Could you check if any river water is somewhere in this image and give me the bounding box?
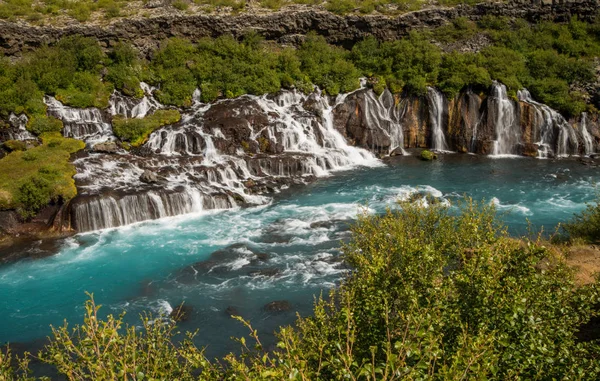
[0,155,597,357]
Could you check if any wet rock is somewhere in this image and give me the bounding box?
[225,306,240,316]
[263,300,292,313]
[170,303,193,322]
[389,147,405,157]
[140,170,160,183]
[248,267,281,277]
[250,252,270,265]
[92,141,119,154]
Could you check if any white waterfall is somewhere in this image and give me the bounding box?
[517,89,578,158]
[8,113,36,141]
[581,113,595,156]
[44,96,114,145]
[109,82,162,119]
[490,82,519,156]
[426,87,449,152]
[73,187,232,232]
[361,89,407,155]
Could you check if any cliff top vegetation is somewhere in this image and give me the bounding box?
[0,0,489,24]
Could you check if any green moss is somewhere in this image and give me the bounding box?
[0,132,84,215]
[420,149,437,161]
[112,109,181,147]
[3,140,28,152]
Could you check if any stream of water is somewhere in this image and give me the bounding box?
[0,155,598,357]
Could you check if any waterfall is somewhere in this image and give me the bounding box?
[581,113,595,156]
[73,187,234,232]
[7,113,36,141]
[517,89,578,158]
[489,82,519,156]
[45,96,113,145]
[109,82,162,119]
[426,87,449,152]
[72,87,380,232]
[360,89,407,155]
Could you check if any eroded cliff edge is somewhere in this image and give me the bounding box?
[1,0,599,56]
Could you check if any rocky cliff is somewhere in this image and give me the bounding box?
[1,0,599,56]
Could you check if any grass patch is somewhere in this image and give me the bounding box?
[0,133,84,217]
[112,109,181,147]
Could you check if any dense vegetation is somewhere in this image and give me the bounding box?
[0,0,490,23]
[1,200,599,379]
[1,16,598,124]
[0,133,84,218]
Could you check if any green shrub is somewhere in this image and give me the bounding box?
[112,109,181,147]
[16,175,52,219]
[563,194,600,243]
[27,115,63,135]
[172,0,189,10]
[0,133,84,212]
[2,140,28,152]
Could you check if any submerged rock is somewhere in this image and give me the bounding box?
[170,303,193,322]
[263,300,292,313]
[248,267,281,277]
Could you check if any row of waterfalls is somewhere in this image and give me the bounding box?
[2,81,598,232]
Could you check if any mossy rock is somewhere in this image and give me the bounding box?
[420,150,437,161]
[3,140,28,152]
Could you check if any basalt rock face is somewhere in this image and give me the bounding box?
[0,1,598,56]
[1,82,599,237]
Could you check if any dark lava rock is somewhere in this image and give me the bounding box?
[263,300,292,313]
[225,306,240,316]
[248,267,281,277]
[170,303,193,322]
[140,170,160,183]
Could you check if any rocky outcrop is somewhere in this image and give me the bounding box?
[0,1,598,56]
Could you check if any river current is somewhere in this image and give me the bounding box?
[0,155,597,357]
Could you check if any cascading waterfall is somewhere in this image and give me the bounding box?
[45,96,113,145]
[70,87,379,232]
[73,187,234,232]
[581,113,595,156]
[517,89,579,158]
[489,82,519,156]
[426,87,449,152]
[109,83,162,119]
[7,113,36,140]
[361,89,407,155]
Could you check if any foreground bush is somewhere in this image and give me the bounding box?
[1,200,599,379]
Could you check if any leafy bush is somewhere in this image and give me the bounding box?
[112,109,181,147]
[26,115,63,135]
[563,194,600,243]
[0,133,84,212]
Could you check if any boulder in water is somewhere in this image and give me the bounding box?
[92,141,119,154]
[225,306,240,317]
[263,300,292,313]
[389,147,405,157]
[170,303,193,322]
[140,170,160,183]
[420,150,437,161]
